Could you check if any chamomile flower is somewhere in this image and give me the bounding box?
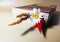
[29,8,44,23]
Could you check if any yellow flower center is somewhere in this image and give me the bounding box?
[33,13,39,19]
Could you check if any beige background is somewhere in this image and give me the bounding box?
[0,0,60,42]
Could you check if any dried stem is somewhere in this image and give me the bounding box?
[16,13,30,18]
[9,13,30,26]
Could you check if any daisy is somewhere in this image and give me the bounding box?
[29,8,44,23]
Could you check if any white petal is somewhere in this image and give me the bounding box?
[33,18,41,23]
[40,13,44,16]
[32,19,36,23]
[33,8,38,14]
[37,18,41,22]
[30,16,33,21]
[29,11,34,16]
[38,9,41,14]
